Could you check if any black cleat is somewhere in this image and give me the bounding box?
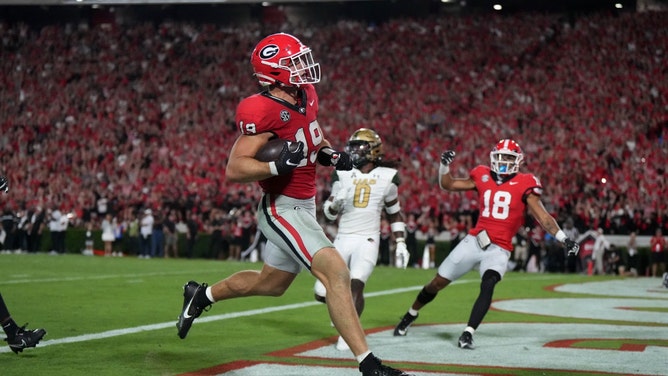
[393,312,417,336]
[176,280,210,339]
[458,331,474,349]
[4,324,46,354]
[360,353,415,376]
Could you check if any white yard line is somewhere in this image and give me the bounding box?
[0,275,560,353]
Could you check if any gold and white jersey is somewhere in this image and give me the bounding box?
[330,166,400,237]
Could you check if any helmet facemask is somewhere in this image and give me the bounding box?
[345,128,383,169]
[345,141,372,168]
[490,150,523,175]
[279,49,320,86]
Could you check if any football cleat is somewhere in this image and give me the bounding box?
[393,312,418,336]
[176,281,210,339]
[4,324,46,354]
[458,331,474,349]
[335,335,350,351]
[360,353,415,376]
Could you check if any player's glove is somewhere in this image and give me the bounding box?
[0,175,8,193]
[274,141,305,175]
[395,238,409,269]
[330,186,350,212]
[317,147,353,171]
[440,150,456,175]
[564,238,580,256]
[441,150,456,166]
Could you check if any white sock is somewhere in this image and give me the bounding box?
[408,308,419,316]
[465,326,475,334]
[356,350,372,363]
[205,286,216,304]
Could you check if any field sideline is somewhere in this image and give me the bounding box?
[1,254,666,376]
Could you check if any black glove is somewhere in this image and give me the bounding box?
[441,150,456,166]
[564,238,580,256]
[0,175,8,193]
[275,141,305,175]
[317,147,353,171]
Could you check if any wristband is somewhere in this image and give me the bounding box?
[555,230,567,243]
[439,163,450,176]
[268,161,279,176]
[391,221,406,233]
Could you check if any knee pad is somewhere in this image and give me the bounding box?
[417,287,437,305]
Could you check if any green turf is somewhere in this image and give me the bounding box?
[0,254,635,375]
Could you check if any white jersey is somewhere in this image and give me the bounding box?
[331,166,400,236]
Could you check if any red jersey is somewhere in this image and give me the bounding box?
[235,84,323,199]
[650,235,666,253]
[468,165,543,251]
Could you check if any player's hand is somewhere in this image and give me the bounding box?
[317,147,353,171]
[395,238,409,269]
[275,141,305,175]
[330,186,350,212]
[564,238,580,256]
[0,175,8,193]
[441,150,456,166]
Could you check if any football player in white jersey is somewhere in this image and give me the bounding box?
[315,128,409,351]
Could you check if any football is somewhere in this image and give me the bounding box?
[255,138,296,162]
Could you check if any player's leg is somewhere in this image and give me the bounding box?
[1,292,46,354]
[331,237,378,351]
[394,235,479,336]
[177,241,298,339]
[458,246,510,349]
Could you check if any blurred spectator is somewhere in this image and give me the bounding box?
[101,213,115,257]
[592,227,611,275]
[164,211,178,258]
[139,209,154,258]
[650,228,667,277]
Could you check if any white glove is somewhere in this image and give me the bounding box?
[395,238,409,269]
[330,186,350,212]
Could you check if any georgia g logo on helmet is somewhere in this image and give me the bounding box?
[259,44,280,60]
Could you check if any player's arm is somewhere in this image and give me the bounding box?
[316,138,353,170]
[226,133,278,183]
[437,151,475,191]
[527,193,580,255]
[323,179,346,221]
[384,180,410,269]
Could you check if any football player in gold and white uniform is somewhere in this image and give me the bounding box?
[315,128,409,351]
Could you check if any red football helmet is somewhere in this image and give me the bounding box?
[490,139,524,175]
[250,33,320,87]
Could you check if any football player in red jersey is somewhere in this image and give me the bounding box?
[176,33,413,376]
[394,139,579,350]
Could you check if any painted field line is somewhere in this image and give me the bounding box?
[0,274,559,353]
[0,269,225,285]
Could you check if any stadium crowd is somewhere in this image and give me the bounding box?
[0,9,666,258]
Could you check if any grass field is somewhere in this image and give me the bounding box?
[1,253,665,376]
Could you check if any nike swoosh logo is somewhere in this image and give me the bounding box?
[182,297,195,319]
[509,182,518,185]
[309,100,315,106]
[286,160,299,167]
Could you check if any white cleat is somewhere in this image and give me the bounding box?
[335,336,350,351]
